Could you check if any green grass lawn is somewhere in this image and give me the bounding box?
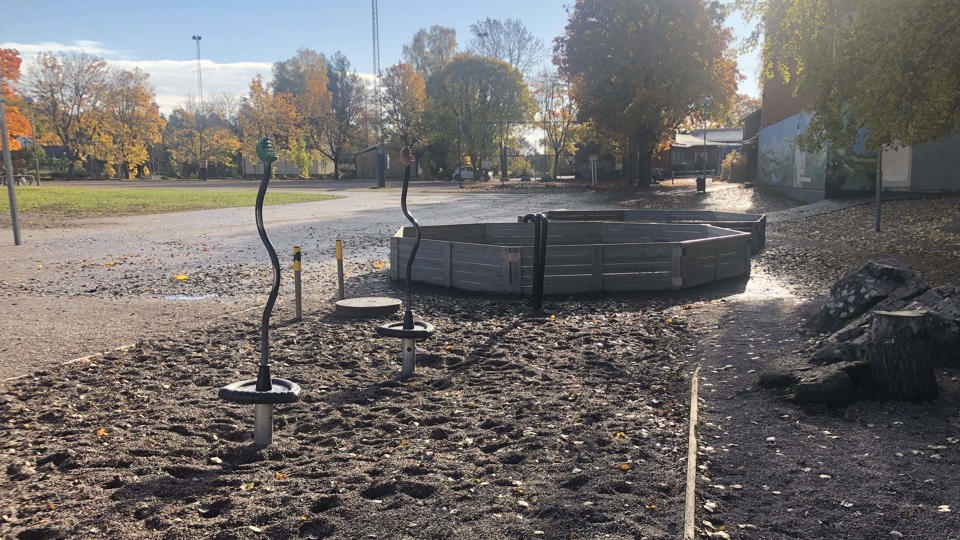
[0,186,340,217]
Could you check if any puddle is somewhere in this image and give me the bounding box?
[164,294,219,301]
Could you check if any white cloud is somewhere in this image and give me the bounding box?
[111,59,272,114]
[2,40,271,114]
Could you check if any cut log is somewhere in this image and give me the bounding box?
[867,309,937,401]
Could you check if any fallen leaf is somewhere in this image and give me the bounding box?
[619,463,631,471]
[275,472,288,481]
[938,505,952,513]
[175,274,188,281]
[241,482,256,491]
[96,427,109,438]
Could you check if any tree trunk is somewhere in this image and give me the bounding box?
[552,153,560,179]
[867,309,937,401]
[333,152,340,180]
[636,133,652,188]
[625,134,639,188]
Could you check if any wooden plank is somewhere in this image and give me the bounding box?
[602,272,674,291]
[390,236,399,280]
[443,242,453,287]
[672,245,684,288]
[508,247,522,294]
[602,260,674,273]
[543,274,593,294]
[592,245,603,292]
[602,244,673,264]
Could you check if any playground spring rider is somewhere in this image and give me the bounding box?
[219,137,301,447]
[376,146,435,378]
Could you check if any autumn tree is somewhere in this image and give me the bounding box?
[556,0,737,187]
[1,49,32,152]
[238,75,299,164]
[402,26,458,79]
[381,63,426,148]
[27,52,110,175]
[469,18,546,76]
[99,68,164,178]
[162,99,241,178]
[532,70,582,178]
[271,49,332,160]
[426,55,535,174]
[717,93,761,128]
[739,0,960,151]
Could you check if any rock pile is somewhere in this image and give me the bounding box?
[759,259,960,405]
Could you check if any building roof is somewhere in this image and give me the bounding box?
[672,128,744,148]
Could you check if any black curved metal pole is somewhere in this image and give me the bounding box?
[537,214,548,311]
[400,159,420,330]
[255,160,279,391]
[522,214,548,311]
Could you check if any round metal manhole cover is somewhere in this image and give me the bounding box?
[334,297,402,318]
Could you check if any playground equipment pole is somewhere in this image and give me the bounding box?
[0,73,21,246]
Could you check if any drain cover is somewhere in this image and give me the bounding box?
[334,296,402,318]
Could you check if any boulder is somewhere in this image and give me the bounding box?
[786,360,872,405]
[807,259,928,333]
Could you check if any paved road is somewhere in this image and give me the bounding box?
[0,181,626,380]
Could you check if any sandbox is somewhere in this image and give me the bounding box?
[527,209,766,252]
[390,221,751,295]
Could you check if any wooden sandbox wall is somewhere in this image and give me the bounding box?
[528,209,767,253]
[390,222,751,295]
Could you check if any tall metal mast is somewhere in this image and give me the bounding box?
[372,0,386,187]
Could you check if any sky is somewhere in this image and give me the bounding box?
[2,0,761,114]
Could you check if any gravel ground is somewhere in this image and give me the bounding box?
[2,177,960,539]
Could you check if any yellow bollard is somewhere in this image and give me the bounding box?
[335,239,345,300]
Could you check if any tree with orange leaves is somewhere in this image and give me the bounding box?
[1,49,32,151]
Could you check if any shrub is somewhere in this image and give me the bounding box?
[720,150,748,181]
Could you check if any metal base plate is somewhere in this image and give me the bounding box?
[376,320,435,340]
[334,296,402,318]
[219,378,301,404]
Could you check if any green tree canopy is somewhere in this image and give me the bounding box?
[426,54,535,173]
[740,0,960,151]
[556,0,738,186]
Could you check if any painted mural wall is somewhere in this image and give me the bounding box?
[758,112,876,197]
[758,113,826,193]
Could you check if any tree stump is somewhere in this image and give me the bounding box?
[867,309,937,401]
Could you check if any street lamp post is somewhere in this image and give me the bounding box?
[696,97,713,193]
[25,97,40,185]
[191,34,206,180]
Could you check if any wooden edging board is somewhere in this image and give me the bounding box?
[683,365,702,540]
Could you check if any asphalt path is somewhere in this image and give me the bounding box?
[0,179,624,380]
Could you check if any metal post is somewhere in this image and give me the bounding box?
[293,246,302,321]
[26,97,40,185]
[335,239,345,300]
[192,34,206,181]
[253,404,273,447]
[457,122,463,188]
[376,150,386,188]
[400,338,416,379]
[0,75,22,245]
